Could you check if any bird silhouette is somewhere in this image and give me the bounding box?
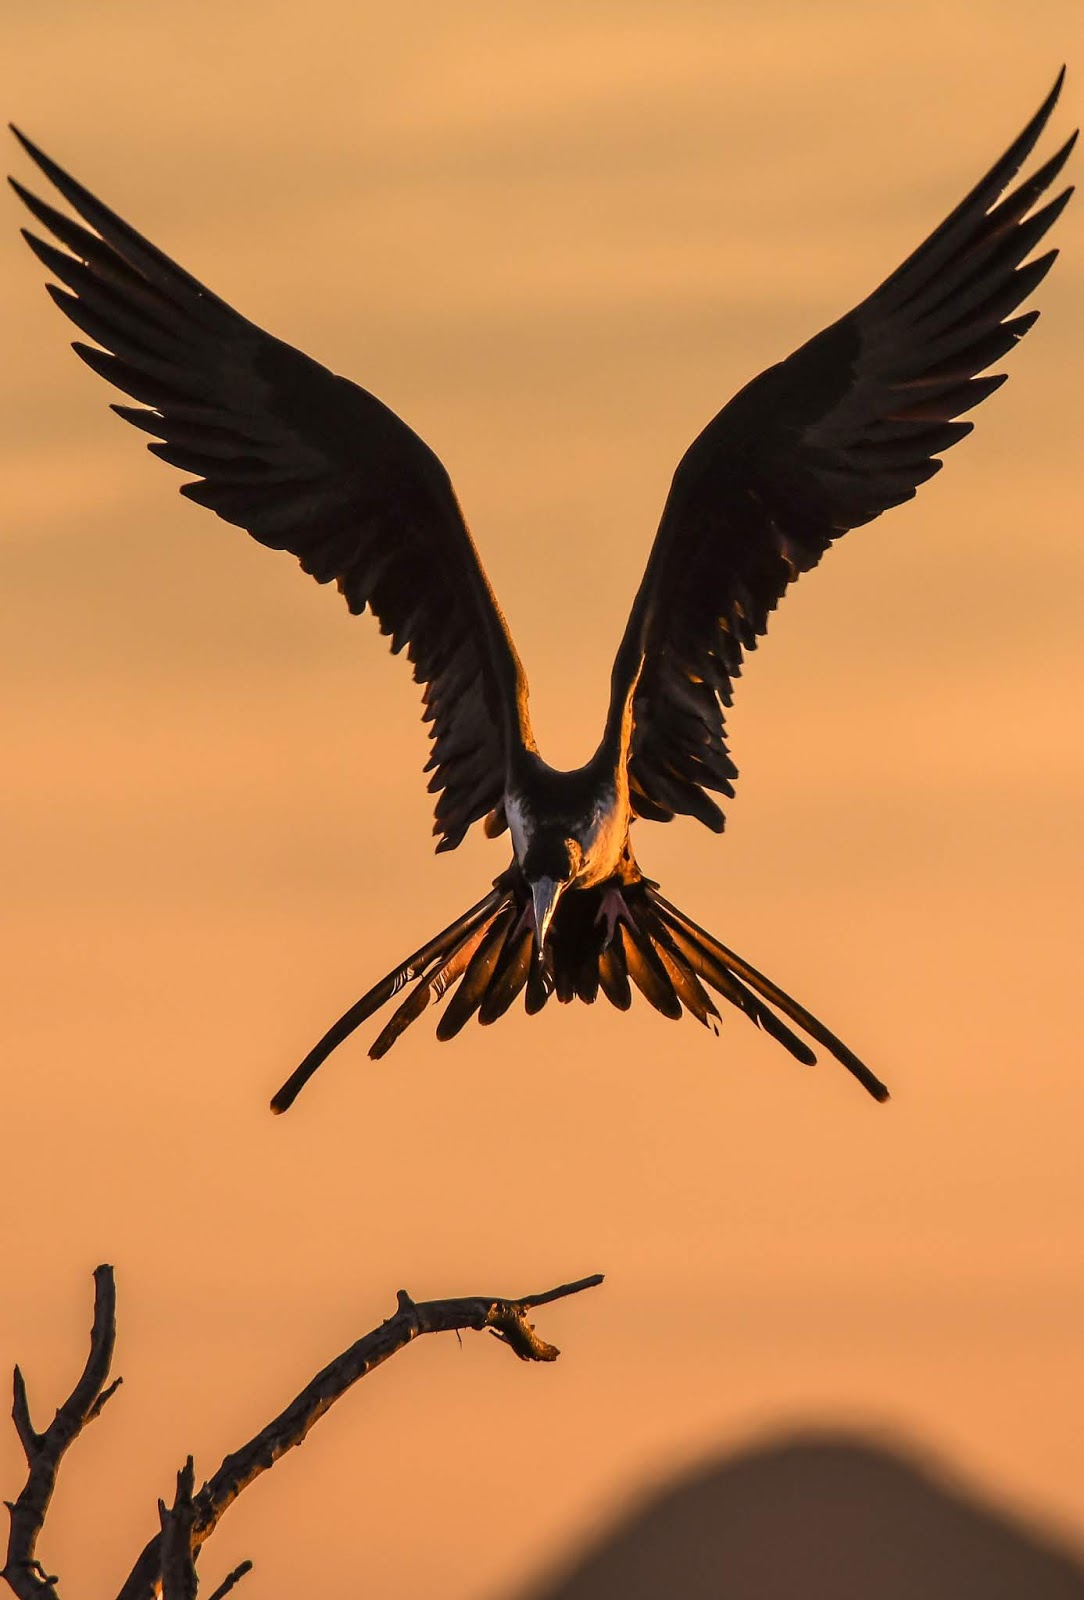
[9,73,1073,1112]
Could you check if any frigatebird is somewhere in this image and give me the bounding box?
[9,74,1074,1112]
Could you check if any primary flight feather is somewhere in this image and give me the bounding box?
[9,71,1074,1111]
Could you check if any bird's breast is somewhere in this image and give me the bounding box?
[576,787,629,887]
[505,772,630,886]
[506,790,533,864]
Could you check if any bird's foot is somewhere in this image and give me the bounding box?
[595,884,633,950]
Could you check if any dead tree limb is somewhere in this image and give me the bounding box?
[2,1264,121,1600]
[158,1460,199,1600]
[3,1265,603,1599]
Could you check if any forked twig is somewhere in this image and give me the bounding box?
[2,1265,120,1600]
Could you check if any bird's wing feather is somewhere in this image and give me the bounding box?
[612,72,1074,832]
[9,128,531,852]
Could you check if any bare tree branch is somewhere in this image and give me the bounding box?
[158,1460,198,1600]
[202,1563,252,1600]
[87,1379,124,1424]
[2,1266,603,1600]
[2,1264,119,1600]
[157,1461,253,1600]
[119,1271,603,1599]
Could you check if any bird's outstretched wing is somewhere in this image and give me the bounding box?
[9,129,531,852]
[613,72,1075,832]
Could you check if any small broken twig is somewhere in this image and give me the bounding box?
[202,1563,252,1600]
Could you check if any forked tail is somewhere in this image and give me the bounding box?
[270,875,889,1112]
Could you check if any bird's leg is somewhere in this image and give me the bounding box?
[595,882,634,950]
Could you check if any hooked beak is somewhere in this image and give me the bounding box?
[530,876,564,951]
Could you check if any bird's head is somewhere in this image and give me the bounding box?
[522,833,583,951]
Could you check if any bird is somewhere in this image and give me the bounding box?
[9,73,1073,1114]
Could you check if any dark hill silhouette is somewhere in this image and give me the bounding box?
[516,1432,1084,1600]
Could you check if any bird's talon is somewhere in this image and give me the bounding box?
[595,886,632,950]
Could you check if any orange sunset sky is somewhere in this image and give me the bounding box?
[2,4,1083,1595]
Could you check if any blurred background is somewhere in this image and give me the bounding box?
[2,3,1082,1594]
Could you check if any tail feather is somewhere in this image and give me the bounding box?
[436,905,515,1040]
[479,922,533,1024]
[270,870,889,1110]
[618,921,682,1020]
[649,932,722,1033]
[369,912,500,1059]
[554,963,577,1004]
[524,960,552,1015]
[636,901,722,1026]
[647,913,756,1018]
[598,940,632,1010]
[269,887,501,1112]
[650,889,889,1101]
[654,911,816,1064]
[578,928,604,998]
[574,946,600,1005]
